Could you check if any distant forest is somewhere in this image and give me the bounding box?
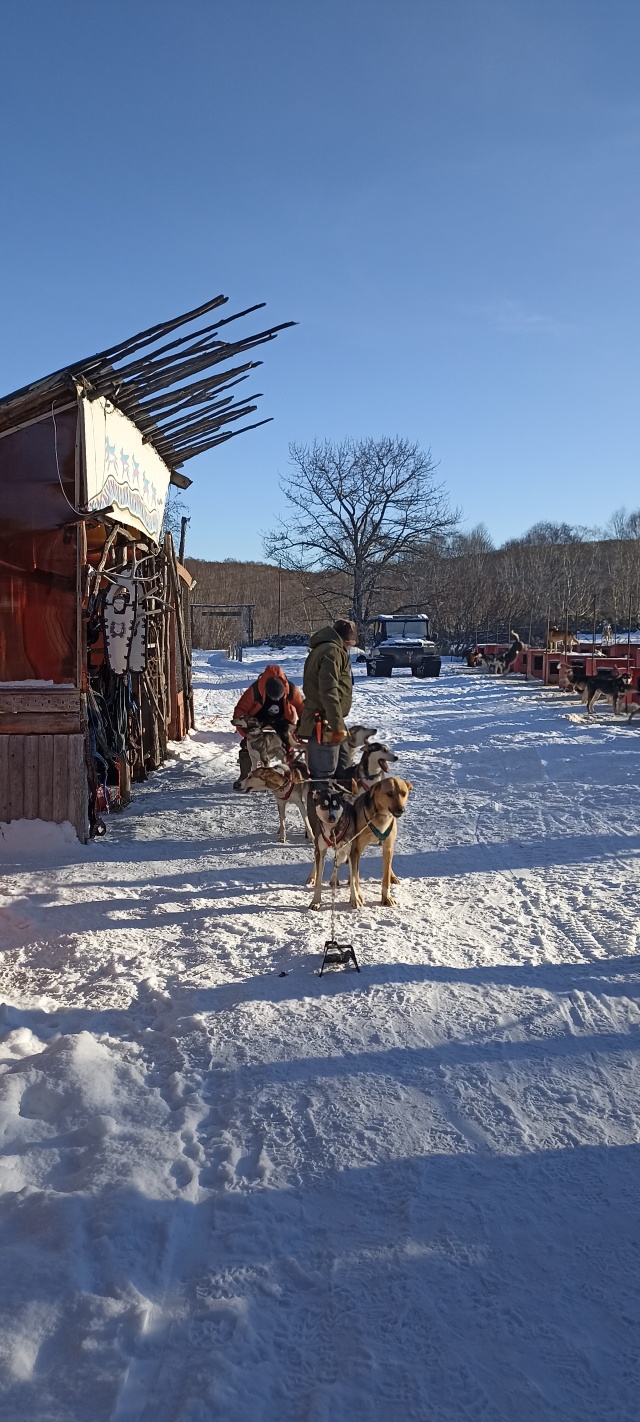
[185,511,640,651]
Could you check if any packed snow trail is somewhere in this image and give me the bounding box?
[1,652,640,1421]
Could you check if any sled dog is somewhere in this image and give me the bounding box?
[503,630,525,674]
[353,741,399,789]
[235,716,290,770]
[307,786,356,909]
[349,777,413,908]
[307,776,413,910]
[570,670,631,715]
[346,724,378,749]
[244,764,312,844]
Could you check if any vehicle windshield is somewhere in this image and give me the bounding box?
[382,619,428,639]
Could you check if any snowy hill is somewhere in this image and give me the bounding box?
[1,653,639,1420]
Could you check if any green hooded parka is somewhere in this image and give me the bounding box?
[298,626,353,739]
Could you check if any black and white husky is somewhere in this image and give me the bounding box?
[353,741,399,789]
[306,787,355,909]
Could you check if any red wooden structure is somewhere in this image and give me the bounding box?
[0,296,292,839]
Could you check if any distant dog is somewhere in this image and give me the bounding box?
[244,764,312,843]
[503,630,525,674]
[548,627,579,653]
[570,671,631,715]
[307,786,356,908]
[353,740,399,790]
[349,777,413,908]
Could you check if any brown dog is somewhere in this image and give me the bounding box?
[349,777,413,908]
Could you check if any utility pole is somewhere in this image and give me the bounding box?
[277,561,282,638]
[178,516,190,565]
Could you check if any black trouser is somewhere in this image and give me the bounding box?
[238,740,252,779]
[306,737,353,786]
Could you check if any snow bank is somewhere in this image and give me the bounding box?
[1,653,640,1419]
[0,818,79,855]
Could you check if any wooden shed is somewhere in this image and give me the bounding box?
[0,296,292,839]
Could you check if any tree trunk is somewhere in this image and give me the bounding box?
[351,559,365,643]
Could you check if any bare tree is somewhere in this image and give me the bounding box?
[264,437,458,637]
[161,486,189,542]
[606,507,640,542]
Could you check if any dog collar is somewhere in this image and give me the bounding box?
[363,810,394,843]
[320,815,350,848]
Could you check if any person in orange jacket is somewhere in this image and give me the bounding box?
[231,664,305,789]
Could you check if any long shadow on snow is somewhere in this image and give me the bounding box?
[9,824,639,882]
[3,962,639,1081]
[161,951,640,1016]
[0,1146,638,1422]
[393,829,640,878]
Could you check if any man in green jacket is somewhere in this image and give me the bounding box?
[299,619,357,783]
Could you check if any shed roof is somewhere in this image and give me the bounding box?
[0,295,294,486]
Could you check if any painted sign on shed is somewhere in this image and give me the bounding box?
[82,397,171,542]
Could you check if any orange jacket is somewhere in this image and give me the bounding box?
[232,664,304,735]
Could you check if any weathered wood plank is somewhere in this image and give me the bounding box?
[67,735,88,841]
[0,715,81,735]
[8,737,24,820]
[0,691,80,715]
[23,737,39,818]
[38,736,54,821]
[52,736,68,823]
[0,736,9,821]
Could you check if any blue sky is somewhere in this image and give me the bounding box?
[1,0,638,559]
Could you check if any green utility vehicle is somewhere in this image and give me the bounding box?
[365,614,441,678]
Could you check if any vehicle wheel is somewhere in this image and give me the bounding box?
[367,657,393,677]
[412,655,441,678]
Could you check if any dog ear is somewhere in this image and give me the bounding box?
[312,790,322,803]
[404,781,414,792]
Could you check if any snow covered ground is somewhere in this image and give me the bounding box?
[1,650,640,1421]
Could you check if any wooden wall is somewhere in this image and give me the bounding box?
[0,734,87,842]
[0,690,88,842]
